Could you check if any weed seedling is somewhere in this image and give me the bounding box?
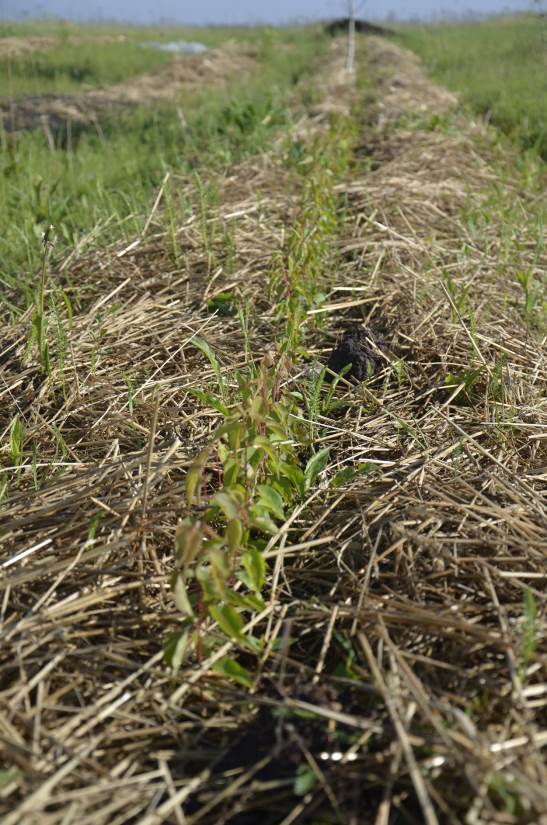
[519,588,538,682]
[516,268,543,328]
[32,224,56,375]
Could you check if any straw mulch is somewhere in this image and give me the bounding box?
[1,37,545,825]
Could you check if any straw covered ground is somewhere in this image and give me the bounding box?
[0,35,546,825]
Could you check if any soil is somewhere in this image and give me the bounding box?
[326,326,383,380]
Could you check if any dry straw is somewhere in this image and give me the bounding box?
[1,36,545,825]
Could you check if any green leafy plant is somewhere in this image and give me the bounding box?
[443,272,470,321]
[516,268,543,327]
[167,112,359,671]
[444,368,482,406]
[488,773,525,819]
[31,224,56,374]
[294,764,317,796]
[212,656,253,687]
[191,335,228,400]
[207,290,237,316]
[519,588,538,679]
[303,447,330,494]
[330,462,376,489]
[193,172,218,272]
[9,415,25,475]
[170,354,307,655]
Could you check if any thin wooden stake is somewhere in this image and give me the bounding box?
[346,0,356,72]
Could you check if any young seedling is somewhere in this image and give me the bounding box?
[32,223,56,375]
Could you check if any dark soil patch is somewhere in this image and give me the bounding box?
[326,326,383,381]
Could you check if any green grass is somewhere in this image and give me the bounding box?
[0,20,261,45]
[0,26,326,312]
[0,41,170,99]
[401,15,547,159]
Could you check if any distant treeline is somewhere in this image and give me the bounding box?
[324,18,396,37]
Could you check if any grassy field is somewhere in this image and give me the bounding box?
[0,40,170,99]
[401,14,547,158]
[0,19,258,44]
[0,19,546,825]
[0,22,268,98]
[0,25,325,310]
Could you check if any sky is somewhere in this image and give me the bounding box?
[1,0,539,24]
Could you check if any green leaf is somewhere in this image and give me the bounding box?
[41,340,51,375]
[209,604,244,640]
[192,335,225,396]
[175,519,203,568]
[0,769,21,789]
[271,476,296,505]
[521,588,538,669]
[266,423,289,442]
[241,592,266,612]
[186,462,202,505]
[242,546,266,593]
[257,484,285,520]
[86,512,103,545]
[222,457,240,487]
[294,764,317,796]
[207,291,237,316]
[279,461,304,491]
[52,424,68,458]
[250,514,279,536]
[196,566,217,603]
[214,413,240,435]
[214,418,243,452]
[9,415,24,465]
[213,657,253,687]
[240,633,262,654]
[208,547,230,595]
[330,466,357,487]
[212,491,239,521]
[226,518,243,554]
[61,288,73,328]
[303,447,330,492]
[330,462,376,488]
[228,589,256,610]
[186,388,229,416]
[246,446,263,475]
[253,435,277,460]
[172,575,195,617]
[32,312,43,341]
[164,630,189,674]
